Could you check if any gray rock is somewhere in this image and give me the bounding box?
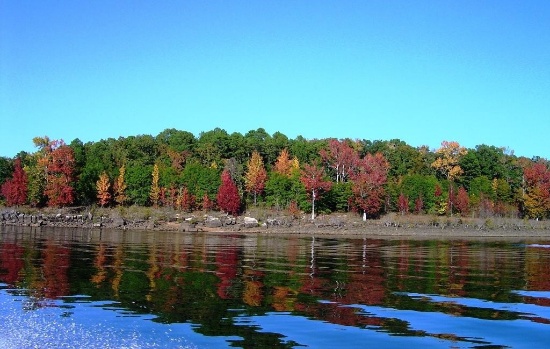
[206,217,222,228]
[243,217,258,228]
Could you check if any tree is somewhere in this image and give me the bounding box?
[216,170,241,215]
[523,162,550,219]
[300,162,332,220]
[414,196,424,214]
[96,171,111,207]
[319,139,359,183]
[201,192,214,212]
[454,186,470,216]
[244,150,267,205]
[0,158,28,206]
[43,141,76,207]
[350,153,389,220]
[398,193,409,215]
[431,141,467,215]
[273,148,296,177]
[150,164,160,207]
[178,187,195,212]
[113,165,127,206]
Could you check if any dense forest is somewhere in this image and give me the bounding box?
[1,127,549,220]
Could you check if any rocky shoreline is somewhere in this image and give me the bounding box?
[2,207,550,239]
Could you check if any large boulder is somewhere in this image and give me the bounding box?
[206,217,222,228]
[243,217,258,228]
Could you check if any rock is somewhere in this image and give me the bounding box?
[206,217,222,228]
[243,217,258,228]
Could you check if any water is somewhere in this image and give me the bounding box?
[1,225,550,348]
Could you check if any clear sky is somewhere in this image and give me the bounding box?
[1,1,549,159]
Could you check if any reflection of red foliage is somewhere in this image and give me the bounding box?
[216,245,238,299]
[0,243,25,284]
[42,242,70,298]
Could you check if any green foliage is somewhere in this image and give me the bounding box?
[180,161,221,200]
[264,172,307,210]
[399,174,441,213]
[126,164,153,206]
[323,182,353,212]
[9,128,539,216]
[156,128,196,153]
[0,157,14,186]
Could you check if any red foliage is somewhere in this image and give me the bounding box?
[454,187,470,216]
[201,193,214,211]
[398,193,409,215]
[300,163,333,200]
[319,139,359,183]
[180,187,195,212]
[44,144,75,207]
[434,184,443,197]
[300,162,333,219]
[350,153,389,218]
[216,170,241,215]
[1,158,28,206]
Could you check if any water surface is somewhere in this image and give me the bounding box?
[1,225,550,348]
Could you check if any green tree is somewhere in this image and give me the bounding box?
[126,164,153,206]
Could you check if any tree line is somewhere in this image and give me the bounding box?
[1,127,549,219]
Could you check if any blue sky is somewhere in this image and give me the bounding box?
[1,1,549,159]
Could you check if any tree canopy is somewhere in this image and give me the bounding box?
[0,128,548,220]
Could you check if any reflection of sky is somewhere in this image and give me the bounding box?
[234,293,550,349]
[0,285,238,349]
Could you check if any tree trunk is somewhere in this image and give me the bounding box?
[311,189,316,220]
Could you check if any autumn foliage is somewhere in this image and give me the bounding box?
[350,153,389,220]
[2,131,550,221]
[523,162,550,219]
[42,142,76,207]
[300,162,332,219]
[216,170,241,215]
[244,150,267,205]
[96,171,111,207]
[1,158,27,206]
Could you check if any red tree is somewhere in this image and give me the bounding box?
[216,170,241,216]
[350,153,389,220]
[300,162,333,220]
[319,139,359,183]
[179,187,195,212]
[43,142,75,207]
[454,186,470,216]
[398,193,409,215]
[1,158,28,206]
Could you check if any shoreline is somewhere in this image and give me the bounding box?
[2,206,550,240]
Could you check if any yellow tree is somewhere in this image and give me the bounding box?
[149,164,160,207]
[245,150,267,205]
[274,148,300,177]
[96,171,111,207]
[431,141,467,215]
[113,165,127,206]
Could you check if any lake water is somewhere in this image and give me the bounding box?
[1,225,550,349]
